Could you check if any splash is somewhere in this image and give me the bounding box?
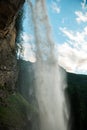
[27,0,69,130]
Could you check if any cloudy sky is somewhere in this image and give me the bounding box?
[22,0,87,74]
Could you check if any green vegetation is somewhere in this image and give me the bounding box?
[67,72,87,130]
[0,93,37,129]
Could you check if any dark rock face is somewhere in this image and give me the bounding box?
[67,72,87,130]
[0,0,25,38]
[17,60,36,103]
[0,32,18,96]
[0,0,25,101]
[17,60,40,130]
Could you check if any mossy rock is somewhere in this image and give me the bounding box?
[0,93,38,130]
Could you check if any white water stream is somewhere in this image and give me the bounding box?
[27,0,69,130]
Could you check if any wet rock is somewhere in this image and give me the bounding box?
[0,0,25,102]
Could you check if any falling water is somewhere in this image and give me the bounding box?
[27,0,69,130]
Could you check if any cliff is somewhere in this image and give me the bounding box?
[0,1,39,130]
[0,0,25,102]
[67,72,87,130]
[0,1,34,130]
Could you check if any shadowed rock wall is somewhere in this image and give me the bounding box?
[0,0,25,103]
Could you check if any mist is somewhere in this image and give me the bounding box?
[27,0,70,130]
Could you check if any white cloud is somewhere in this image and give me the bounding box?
[58,27,87,74]
[19,32,36,63]
[75,0,87,23]
[60,27,87,48]
[51,2,60,14]
[75,11,87,23]
[23,43,36,63]
[19,30,87,74]
[58,43,87,74]
[22,32,33,43]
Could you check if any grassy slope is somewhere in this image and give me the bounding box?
[0,93,37,129]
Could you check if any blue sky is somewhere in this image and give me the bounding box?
[22,0,87,74]
[23,0,83,42]
[46,0,82,43]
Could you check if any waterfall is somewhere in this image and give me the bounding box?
[27,0,69,130]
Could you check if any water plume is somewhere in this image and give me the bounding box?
[27,0,69,130]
